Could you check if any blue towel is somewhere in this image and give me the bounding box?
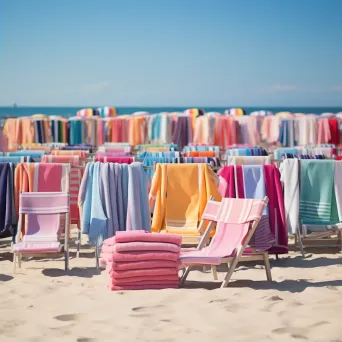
[126,162,151,232]
[242,165,268,215]
[89,162,107,246]
[0,156,30,163]
[121,164,129,230]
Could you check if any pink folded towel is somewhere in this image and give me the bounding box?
[108,260,180,271]
[114,231,182,245]
[115,242,180,253]
[102,231,146,247]
[111,275,179,286]
[108,267,179,279]
[110,284,179,291]
[108,251,180,262]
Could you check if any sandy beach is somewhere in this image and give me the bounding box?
[1,235,341,342]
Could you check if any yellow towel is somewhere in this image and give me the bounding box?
[166,164,200,234]
[149,164,221,235]
[149,164,167,232]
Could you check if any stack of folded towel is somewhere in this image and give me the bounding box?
[100,230,182,291]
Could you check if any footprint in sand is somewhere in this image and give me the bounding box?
[130,305,166,317]
[326,285,338,291]
[132,304,165,313]
[272,327,308,340]
[272,327,288,335]
[54,313,83,322]
[268,295,283,301]
[291,333,308,340]
[77,338,96,342]
[209,299,228,304]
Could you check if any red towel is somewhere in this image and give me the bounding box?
[328,118,340,145]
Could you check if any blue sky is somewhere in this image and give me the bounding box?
[1,0,342,106]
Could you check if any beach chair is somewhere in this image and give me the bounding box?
[12,192,70,272]
[180,197,272,288]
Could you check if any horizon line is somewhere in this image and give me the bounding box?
[1,105,342,108]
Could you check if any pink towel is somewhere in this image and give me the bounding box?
[114,231,182,245]
[108,268,179,279]
[96,156,134,164]
[109,284,179,291]
[108,260,180,271]
[102,251,180,262]
[102,231,146,246]
[42,155,81,166]
[36,163,64,192]
[115,242,180,253]
[111,275,179,285]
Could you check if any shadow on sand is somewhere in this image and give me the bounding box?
[42,267,103,278]
[183,279,342,292]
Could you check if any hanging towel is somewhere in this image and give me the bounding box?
[0,163,16,239]
[242,165,268,215]
[334,162,342,222]
[126,162,151,232]
[299,160,338,225]
[88,162,107,245]
[280,159,299,234]
[263,165,288,253]
[150,164,220,234]
[165,164,201,233]
[227,156,271,165]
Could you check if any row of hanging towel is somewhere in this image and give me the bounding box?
[4,114,342,151]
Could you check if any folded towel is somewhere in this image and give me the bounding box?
[102,251,180,262]
[109,284,179,291]
[111,275,179,285]
[115,242,180,253]
[113,231,182,245]
[107,260,180,271]
[108,268,179,279]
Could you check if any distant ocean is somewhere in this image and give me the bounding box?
[1,106,342,118]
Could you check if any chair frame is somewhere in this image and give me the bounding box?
[180,197,272,288]
[13,192,70,273]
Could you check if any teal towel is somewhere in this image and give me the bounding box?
[299,160,338,224]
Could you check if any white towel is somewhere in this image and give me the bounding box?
[280,159,299,234]
[227,156,271,165]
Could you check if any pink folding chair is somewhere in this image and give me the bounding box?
[42,155,83,257]
[180,197,272,288]
[13,192,70,272]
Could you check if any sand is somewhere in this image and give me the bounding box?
[1,236,342,342]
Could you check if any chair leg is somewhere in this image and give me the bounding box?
[13,253,16,274]
[211,266,218,280]
[221,257,239,288]
[297,228,305,257]
[18,254,22,268]
[76,230,81,258]
[263,252,272,281]
[95,243,99,270]
[64,251,69,271]
[180,266,191,285]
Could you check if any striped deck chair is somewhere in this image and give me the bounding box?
[13,192,70,272]
[180,197,272,288]
[42,155,83,257]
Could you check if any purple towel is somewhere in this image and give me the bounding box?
[0,163,15,238]
[172,117,190,151]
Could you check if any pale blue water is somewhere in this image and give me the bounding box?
[1,106,342,118]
